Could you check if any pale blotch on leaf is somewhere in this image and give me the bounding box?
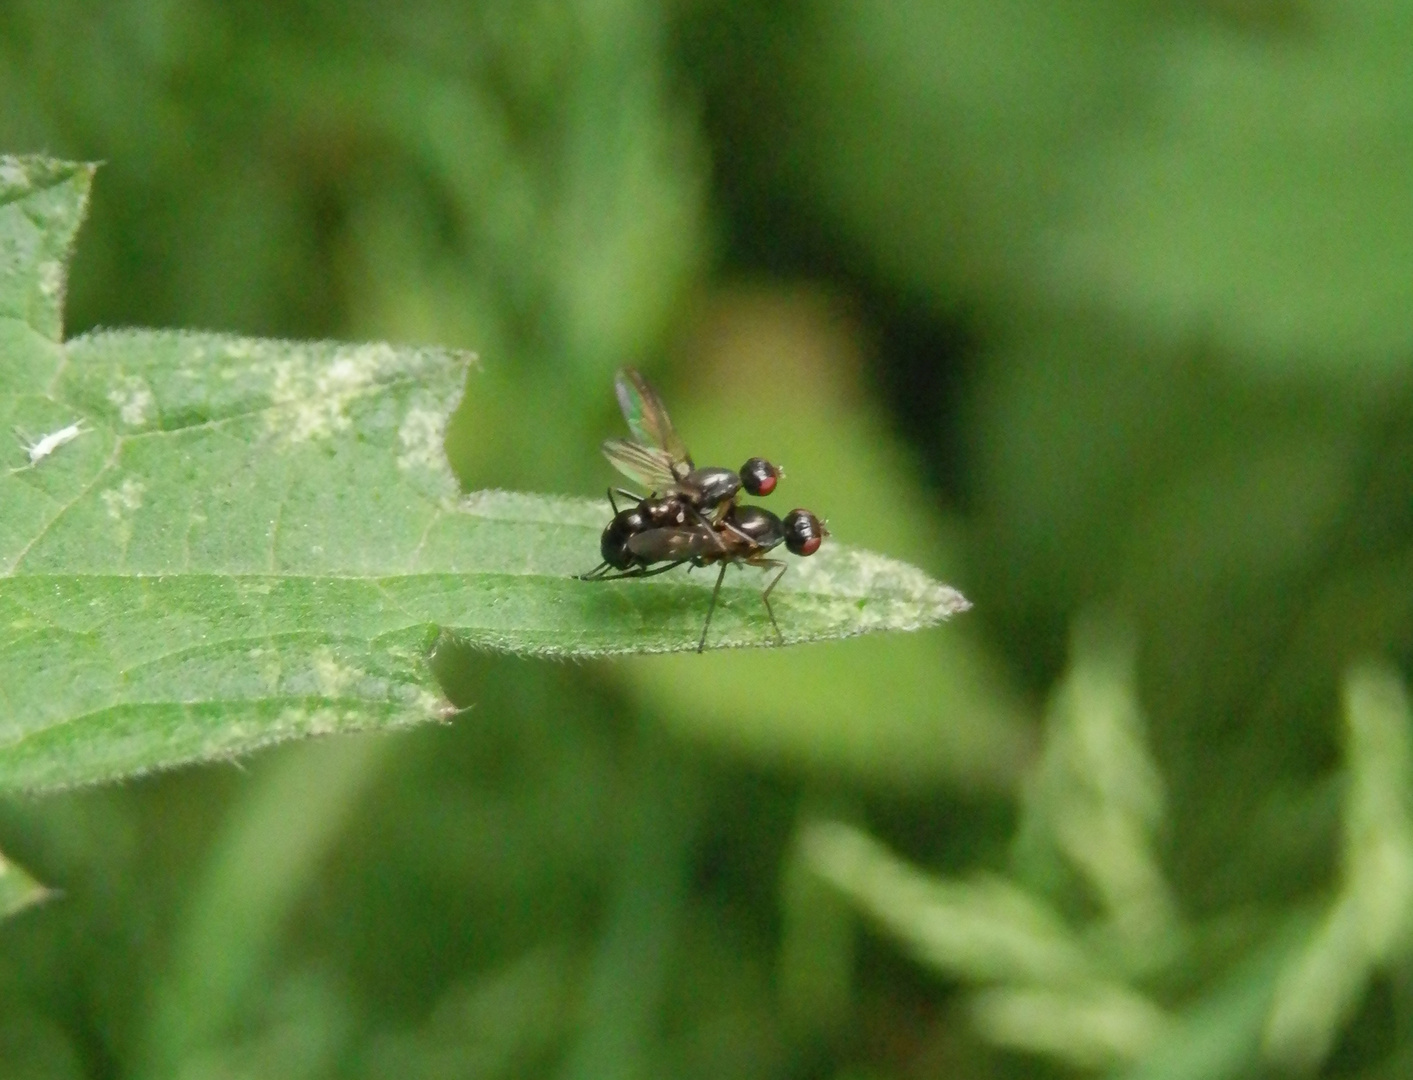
[101,478,146,520]
[37,260,63,300]
[397,403,451,474]
[277,706,345,737]
[263,342,411,446]
[108,376,156,427]
[312,649,363,698]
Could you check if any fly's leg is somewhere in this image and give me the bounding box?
[683,502,735,553]
[753,558,787,645]
[612,486,647,507]
[587,559,691,583]
[698,562,729,653]
[717,516,758,548]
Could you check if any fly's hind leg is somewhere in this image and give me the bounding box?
[588,559,691,583]
[753,558,788,645]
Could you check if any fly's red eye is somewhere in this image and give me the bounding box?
[783,508,824,556]
[740,457,779,496]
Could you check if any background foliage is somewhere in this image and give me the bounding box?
[3,1,1413,1078]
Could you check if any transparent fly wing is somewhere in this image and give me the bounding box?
[615,368,692,467]
[601,438,681,493]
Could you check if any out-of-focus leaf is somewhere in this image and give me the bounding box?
[0,1007,85,1080]
[801,821,1095,987]
[141,738,384,1076]
[804,819,1174,1069]
[1115,918,1310,1080]
[791,0,1413,372]
[787,0,1141,303]
[1262,663,1413,1070]
[0,847,49,920]
[1340,664,1413,959]
[779,805,856,1030]
[1015,618,1180,973]
[966,315,1382,905]
[970,983,1169,1070]
[362,947,576,1080]
[1043,4,1413,371]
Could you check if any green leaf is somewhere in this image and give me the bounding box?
[801,820,1097,987]
[0,155,969,793]
[1115,917,1314,1080]
[0,846,50,919]
[0,155,93,345]
[1043,5,1413,371]
[1262,664,1413,1071]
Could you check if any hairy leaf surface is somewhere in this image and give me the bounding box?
[0,155,967,792]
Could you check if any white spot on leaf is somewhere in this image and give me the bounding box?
[397,404,449,473]
[312,649,362,698]
[37,260,63,299]
[108,377,155,427]
[266,343,402,445]
[101,478,146,520]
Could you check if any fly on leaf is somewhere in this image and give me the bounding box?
[581,370,828,651]
[602,368,780,525]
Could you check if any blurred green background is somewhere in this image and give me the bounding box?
[4,1,1413,1077]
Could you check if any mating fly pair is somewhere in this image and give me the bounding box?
[578,368,827,651]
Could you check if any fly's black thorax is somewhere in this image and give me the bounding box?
[641,496,689,528]
[681,466,741,510]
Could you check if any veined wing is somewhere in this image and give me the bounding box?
[615,368,692,467]
[627,524,727,562]
[601,438,682,493]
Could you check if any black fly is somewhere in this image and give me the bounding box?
[578,369,828,651]
[601,368,779,525]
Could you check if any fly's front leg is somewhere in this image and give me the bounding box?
[612,486,647,506]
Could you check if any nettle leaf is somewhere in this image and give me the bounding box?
[0,155,968,793]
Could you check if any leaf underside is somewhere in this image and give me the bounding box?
[0,154,968,793]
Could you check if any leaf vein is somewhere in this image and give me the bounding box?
[3,437,124,575]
